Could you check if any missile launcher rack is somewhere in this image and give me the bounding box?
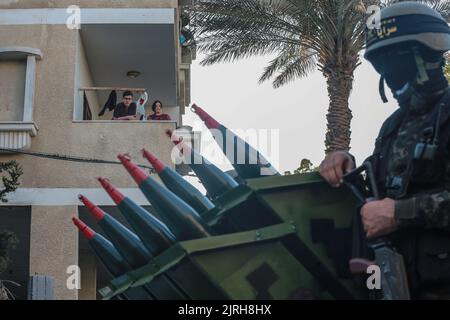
[97,172,367,300]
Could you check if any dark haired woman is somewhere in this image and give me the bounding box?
[147,100,171,120]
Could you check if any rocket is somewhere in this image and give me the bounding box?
[191,103,280,179]
[141,149,215,215]
[97,177,175,256]
[78,195,187,299]
[72,217,154,300]
[166,129,239,199]
[118,154,212,240]
[79,194,151,267]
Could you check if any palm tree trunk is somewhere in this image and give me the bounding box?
[323,67,354,154]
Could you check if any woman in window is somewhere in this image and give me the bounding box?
[147,100,171,121]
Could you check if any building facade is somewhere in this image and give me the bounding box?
[0,0,195,299]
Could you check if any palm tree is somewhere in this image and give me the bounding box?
[445,55,450,80]
[187,0,450,153]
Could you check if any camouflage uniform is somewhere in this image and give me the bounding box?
[358,0,450,299]
[367,89,450,298]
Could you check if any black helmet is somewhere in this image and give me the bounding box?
[364,1,450,104]
[365,1,450,60]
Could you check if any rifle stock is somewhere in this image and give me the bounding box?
[343,162,411,300]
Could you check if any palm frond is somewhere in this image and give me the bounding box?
[189,0,449,86]
[259,45,317,87]
[272,50,317,88]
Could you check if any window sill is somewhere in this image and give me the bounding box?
[0,122,39,152]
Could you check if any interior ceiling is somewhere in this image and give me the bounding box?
[81,24,177,106]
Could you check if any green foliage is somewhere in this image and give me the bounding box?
[190,0,365,88]
[285,158,318,175]
[189,0,449,88]
[188,1,450,152]
[0,160,22,299]
[445,55,450,81]
[294,159,318,174]
[0,160,23,203]
[0,231,18,275]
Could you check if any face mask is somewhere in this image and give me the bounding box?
[369,45,447,107]
[370,49,418,91]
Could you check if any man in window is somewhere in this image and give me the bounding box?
[112,91,137,120]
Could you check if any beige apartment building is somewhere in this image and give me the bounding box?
[0,0,195,299]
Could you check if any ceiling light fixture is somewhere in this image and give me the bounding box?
[126,70,141,78]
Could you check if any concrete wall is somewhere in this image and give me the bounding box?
[0,0,178,9]
[0,60,26,121]
[75,33,100,120]
[0,24,177,188]
[0,120,176,188]
[29,205,78,300]
[0,24,77,120]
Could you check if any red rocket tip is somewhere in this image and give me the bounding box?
[142,149,166,173]
[166,130,183,146]
[97,177,125,205]
[167,132,190,157]
[117,154,148,185]
[122,153,132,161]
[191,104,220,129]
[72,217,95,240]
[78,195,105,222]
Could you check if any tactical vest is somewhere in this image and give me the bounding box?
[371,90,450,199]
[366,89,450,294]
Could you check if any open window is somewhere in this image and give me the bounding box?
[73,24,179,123]
[78,87,148,121]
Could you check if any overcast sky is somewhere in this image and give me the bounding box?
[182,53,398,175]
